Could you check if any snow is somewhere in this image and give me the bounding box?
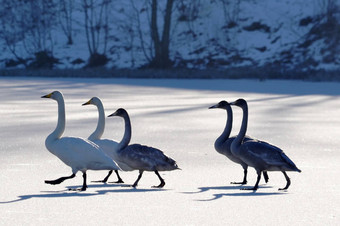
[0,76,339,225]
[1,0,338,71]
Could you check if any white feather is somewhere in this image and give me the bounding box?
[43,91,120,175]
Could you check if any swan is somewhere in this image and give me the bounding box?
[209,100,269,184]
[230,98,301,191]
[82,97,124,183]
[107,108,179,188]
[41,91,120,191]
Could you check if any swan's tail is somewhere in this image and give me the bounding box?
[156,156,179,171]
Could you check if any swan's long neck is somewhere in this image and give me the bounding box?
[49,96,66,140]
[89,102,105,140]
[118,112,131,150]
[232,103,248,149]
[215,106,233,151]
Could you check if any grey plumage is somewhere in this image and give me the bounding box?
[230,98,301,191]
[209,100,269,184]
[119,144,178,171]
[108,108,179,188]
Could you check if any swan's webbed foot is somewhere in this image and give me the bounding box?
[92,170,113,183]
[278,171,290,191]
[232,168,248,185]
[152,181,165,188]
[109,170,124,183]
[230,180,247,185]
[45,179,62,185]
[109,178,124,184]
[153,171,165,188]
[241,171,261,191]
[131,170,143,188]
[45,174,75,185]
[68,172,87,191]
[91,180,108,183]
[241,187,258,191]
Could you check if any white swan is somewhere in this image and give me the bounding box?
[82,97,123,183]
[41,91,120,191]
[108,108,180,188]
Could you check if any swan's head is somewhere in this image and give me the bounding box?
[209,100,230,109]
[230,98,247,107]
[107,108,128,118]
[82,97,101,106]
[41,91,63,101]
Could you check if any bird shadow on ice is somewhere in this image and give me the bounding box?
[0,184,165,204]
[197,191,286,201]
[69,183,169,195]
[182,185,244,194]
[182,184,274,194]
[181,184,286,201]
[0,190,98,204]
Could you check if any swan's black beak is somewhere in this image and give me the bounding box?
[208,104,218,109]
[108,112,118,117]
[82,100,91,106]
[41,93,52,98]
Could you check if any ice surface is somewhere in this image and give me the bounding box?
[0,77,339,225]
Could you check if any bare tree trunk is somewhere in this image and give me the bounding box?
[82,0,111,67]
[151,0,161,61]
[59,0,74,45]
[130,0,151,63]
[83,0,94,55]
[161,0,174,66]
[150,0,174,68]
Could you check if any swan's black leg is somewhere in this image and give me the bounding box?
[80,172,87,191]
[110,170,124,183]
[279,171,291,190]
[263,171,269,183]
[231,167,247,185]
[152,171,165,188]
[45,173,75,185]
[132,170,143,188]
[69,172,88,191]
[241,170,261,191]
[92,170,113,183]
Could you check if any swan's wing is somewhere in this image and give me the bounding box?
[118,144,155,170]
[92,139,119,157]
[51,137,120,171]
[119,144,178,171]
[130,144,178,166]
[242,140,293,167]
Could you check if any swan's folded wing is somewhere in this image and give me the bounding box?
[243,141,287,166]
[118,144,155,170]
[53,137,120,171]
[119,144,178,171]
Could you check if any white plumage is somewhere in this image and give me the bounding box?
[42,91,120,191]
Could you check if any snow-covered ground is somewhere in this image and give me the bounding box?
[1,0,339,71]
[0,76,339,225]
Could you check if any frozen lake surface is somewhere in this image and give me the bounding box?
[0,77,339,225]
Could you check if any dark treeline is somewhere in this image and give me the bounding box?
[0,0,339,79]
